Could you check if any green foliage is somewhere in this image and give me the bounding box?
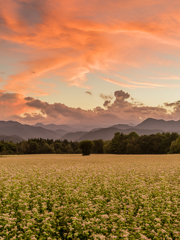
[0,131,179,155]
[28,141,39,154]
[54,142,63,153]
[169,135,180,153]
[0,138,81,155]
[108,131,179,155]
[0,142,6,154]
[103,140,111,153]
[93,139,104,153]
[74,148,82,154]
[109,132,127,154]
[126,132,140,154]
[41,143,55,154]
[64,144,74,154]
[79,140,94,155]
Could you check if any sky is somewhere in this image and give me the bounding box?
[1,0,180,127]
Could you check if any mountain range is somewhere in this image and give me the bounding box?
[0,118,180,142]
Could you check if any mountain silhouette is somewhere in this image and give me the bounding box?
[136,118,180,132]
[0,134,24,143]
[34,123,72,131]
[76,127,164,141]
[0,121,61,140]
[0,118,180,142]
[61,131,87,141]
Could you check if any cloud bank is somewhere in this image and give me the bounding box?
[0,90,179,126]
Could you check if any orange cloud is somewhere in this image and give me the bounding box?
[2,89,180,125]
[0,91,32,119]
[114,74,180,88]
[1,0,180,95]
[2,89,177,126]
[102,77,155,89]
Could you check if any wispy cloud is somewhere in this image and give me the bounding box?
[150,76,180,80]
[114,74,180,88]
[99,93,114,101]
[102,77,153,89]
[85,91,92,95]
[1,0,180,95]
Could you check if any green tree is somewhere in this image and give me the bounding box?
[103,141,111,153]
[54,142,63,154]
[126,132,140,154]
[42,143,54,154]
[79,140,94,156]
[0,142,6,154]
[169,135,180,153]
[27,141,39,154]
[64,144,74,154]
[4,141,17,154]
[93,139,104,153]
[109,132,127,154]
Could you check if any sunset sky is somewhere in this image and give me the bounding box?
[1,0,180,127]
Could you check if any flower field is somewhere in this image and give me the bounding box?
[0,154,179,239]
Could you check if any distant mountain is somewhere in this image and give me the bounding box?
[0,134,24,143]
[0,121,62,140]
[77,127,164,141]
[77,127,120,141]
[121,128,164,136]
[34,123,72,131]
[0,120,22,127]
[89,127,102,132]
[61,132,87,141]
[55,129,67,136]
[112,123,131,129]
[136,118,180,132]
[1,118,180,142]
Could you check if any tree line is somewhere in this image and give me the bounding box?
[0,131,180,155]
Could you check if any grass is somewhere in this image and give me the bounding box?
[0,154,179,239]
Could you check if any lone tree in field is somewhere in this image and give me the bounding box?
[79,140,94,156]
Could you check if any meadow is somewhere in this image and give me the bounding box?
[0,154,179,239]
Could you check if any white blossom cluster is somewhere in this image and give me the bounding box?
[0,154,179,239]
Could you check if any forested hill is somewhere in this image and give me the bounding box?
[0,131,180,155]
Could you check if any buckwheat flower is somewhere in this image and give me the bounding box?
[134,227,141,232]
[27,222,32,227]
[101,214,109,219]
[154,218,161,222]
[11,236,17,240]
[140,234,150,240]
[110,236,117,239]
[160,229,167,233]
[122,230,129,237]
[31,236,37,240]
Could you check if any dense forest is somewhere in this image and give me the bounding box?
[0,131,180,155]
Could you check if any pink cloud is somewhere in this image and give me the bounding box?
[114,74,180,88]
[0,91,32,119]
[102,77,154,89]
[1,0,180,95]
[0,89,176,126]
